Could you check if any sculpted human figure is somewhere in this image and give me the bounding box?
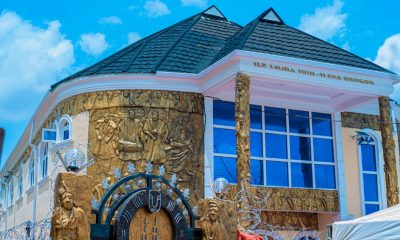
[198,200,228,240]
[119,109,145,162]
[143,110,167,163]
[94,113,120,159]
[166,118,194,179]
[51,181,89,240]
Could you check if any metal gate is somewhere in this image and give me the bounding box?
[90,172,198,240]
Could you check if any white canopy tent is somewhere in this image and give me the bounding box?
[333,204,400,240]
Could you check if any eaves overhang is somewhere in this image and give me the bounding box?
[3,49,399,173]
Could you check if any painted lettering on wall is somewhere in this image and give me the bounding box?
[253,62,375,85]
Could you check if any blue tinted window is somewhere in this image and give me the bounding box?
[365,204,380,215]
[250,105,262,129]
[315,165,336,189]
[363,173,379,201]
[63,130,70,140]
[251,160,263,185]
[291,163,313,188]
[213,100,235,126]
[266,161,288,187]
[265,107,286,132]
[289,110,310,134]
[312,112,332,136]
[213,128,236,154]
[214,157,236,183]
[43,130,56,141]
[313,138,334,162]
[266,134,287,159]
[250,132,263,157]
[290,136,311,161]
[361,144,377,171]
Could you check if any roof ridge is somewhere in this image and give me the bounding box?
[151,14,202,73]
[210,18,257,63]
[284,25,394,74]
[50,42,143,90]
[50,11,204,91]
[90,12,203,75]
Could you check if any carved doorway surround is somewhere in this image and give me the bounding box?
[90,173,199,240]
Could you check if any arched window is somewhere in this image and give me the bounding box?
[357,129,385,215]
[58,115,72,142]
[40,143,49,179]
[17,165,23,198]
[29,155,35,188]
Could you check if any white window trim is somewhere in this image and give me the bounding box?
[42,128,57,143]
[211,100,337,190]
[204,97,215,198]
[39,142,49,180]
[8,178,14,208]
[57,115,72,142]
[357,128,387,216]
[28,152,35,188]
[17,164,23,200]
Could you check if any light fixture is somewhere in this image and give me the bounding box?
[355,132,374,145]
[56,147,94,173]
[213,178,229,195]
[64,148,85,172]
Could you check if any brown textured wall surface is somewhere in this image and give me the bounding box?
[85,90,205,205]
[341,112,380,130]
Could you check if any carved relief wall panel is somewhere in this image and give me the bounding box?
[86,90,204,205]
[224,186,339,213]
[260,212,318,230]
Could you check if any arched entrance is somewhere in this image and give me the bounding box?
[90,173,197,240]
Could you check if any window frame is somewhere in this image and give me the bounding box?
[17,164,23,199]
[212,100,337,190]
[357,129,386,215]
[28,153,35,188]
[8,178,14,207]
[57,115,72,142]
[39,142,49,179]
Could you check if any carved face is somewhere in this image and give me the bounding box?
[62,192,74,210]
[208,205,219,221]
[151,111,159,121]
[129,110,135,119]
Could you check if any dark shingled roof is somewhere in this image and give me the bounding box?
[51,6,392,90]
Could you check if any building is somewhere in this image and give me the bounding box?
[1,6,400,239]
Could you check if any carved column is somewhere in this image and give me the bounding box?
[235,72,251,227]
[378,96,399,206]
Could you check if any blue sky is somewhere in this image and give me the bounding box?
[1,0,400,165]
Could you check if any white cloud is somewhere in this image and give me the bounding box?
[181,0,207,8]
[374,34,400,101]
[127,32,142,44]
[98,16,122,25]
[78,32,109,56]
[374,34,400,74]
[144,0,171,18]
[298,0,347,41]
[0,11,74,121]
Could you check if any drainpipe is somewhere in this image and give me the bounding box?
[28,121,38,235]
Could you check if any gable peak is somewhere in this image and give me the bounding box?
[202,5,226,19]
[259,8,284,24]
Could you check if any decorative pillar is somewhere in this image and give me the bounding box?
[235,72,251,227]
[378,96,399,206]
